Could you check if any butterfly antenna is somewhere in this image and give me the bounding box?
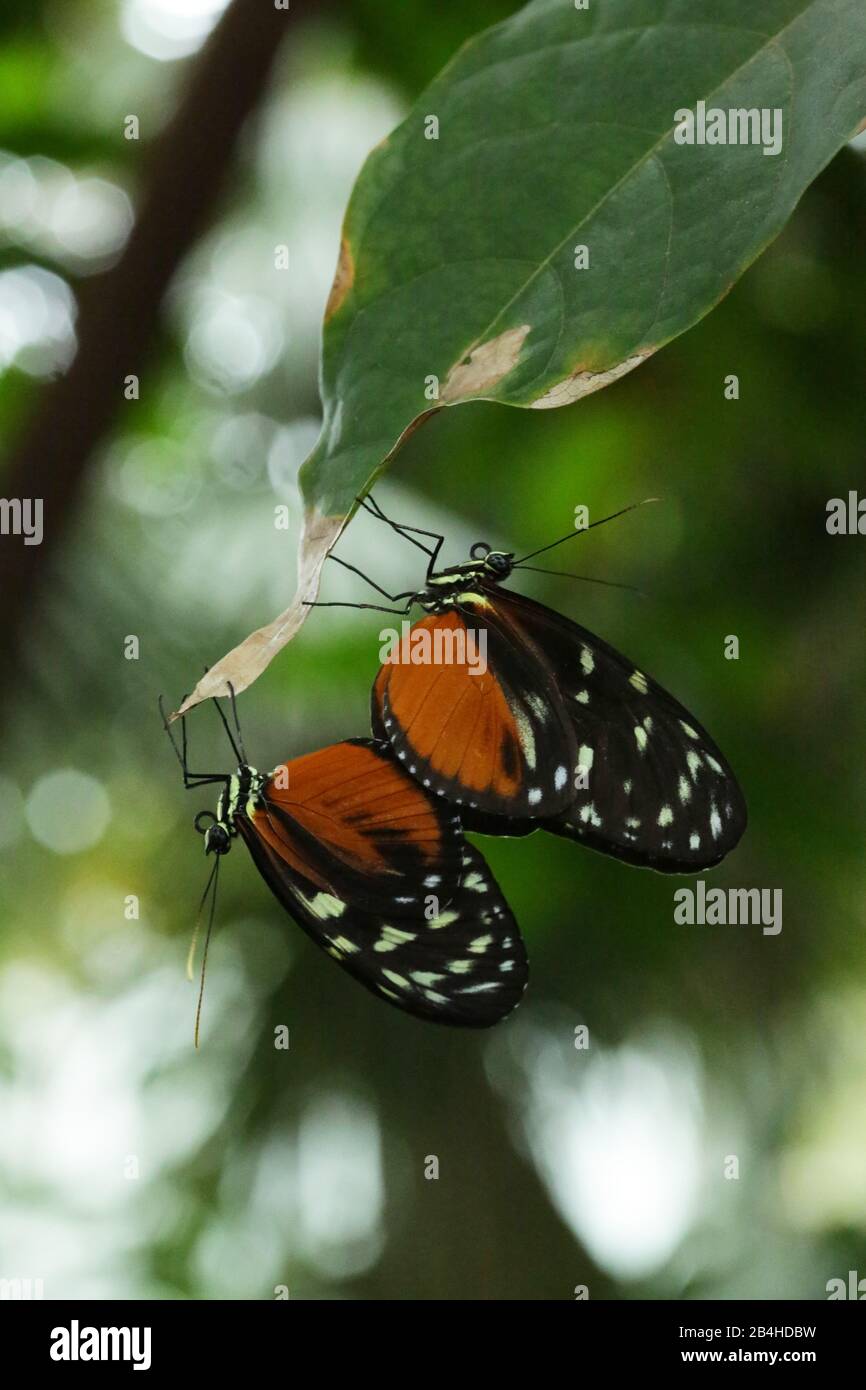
[189,855,220,1049]
[513,564,647,596]
[186,856,217,982]
[515,498,660,565]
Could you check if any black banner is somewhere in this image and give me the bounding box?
[2,1298,861,1373]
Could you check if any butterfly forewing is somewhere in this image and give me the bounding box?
[235,738,528,1025]
[372,603,577,817]
[256,738,464,914]
[476,586,747,871]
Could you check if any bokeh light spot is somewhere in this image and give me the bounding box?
[26,770,111,855]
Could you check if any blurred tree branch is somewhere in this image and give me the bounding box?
[0,0,307,694]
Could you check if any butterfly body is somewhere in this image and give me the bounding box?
[412,548,513,609]
[204,762,265,855]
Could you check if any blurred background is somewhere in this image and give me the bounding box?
[1,0,865,1301]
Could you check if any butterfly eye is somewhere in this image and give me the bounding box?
[485,550,513,576]
[470,542,491,560]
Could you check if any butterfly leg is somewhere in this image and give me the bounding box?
[226,682,249,764]
[360,494,444,559]
[304,598,415,615]
[208,691,244,766]
[424,532,444,580]
[326,553,416,603]
[158,695,229,789]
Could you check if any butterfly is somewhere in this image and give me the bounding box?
[160,692,528,1034]
[317,496,747,874]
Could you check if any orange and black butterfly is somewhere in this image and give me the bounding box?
[160,695,527,1032]
[319,496,746,873]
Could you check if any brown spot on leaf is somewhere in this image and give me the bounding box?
[172,508,345,719]
[441,324,531,403]
[325,236,355,322]
[529,349,653,409]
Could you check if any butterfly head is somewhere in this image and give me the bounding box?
[195,810,231,856]
[470,542,514,582]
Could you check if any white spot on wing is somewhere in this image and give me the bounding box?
[382,969,410,989]
[374,925,417,953]
[428,909,459,930]
[515,707,537,770]
[424,989,449,1005]
[298,891,345,921]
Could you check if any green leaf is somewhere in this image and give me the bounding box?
[306,0,866,513]
[181,0,866,714]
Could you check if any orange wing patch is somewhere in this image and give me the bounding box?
[376,611,523,800]
[254,740,447,878]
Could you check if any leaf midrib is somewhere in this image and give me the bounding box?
[446,0,812,372]
[344,0,813,396]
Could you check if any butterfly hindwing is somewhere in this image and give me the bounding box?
[236,739,528,1026]
[467,586,747,871]
[237,820,528,1027]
